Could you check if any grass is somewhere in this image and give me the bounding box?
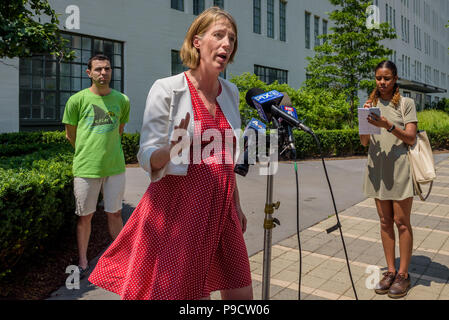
[417,110,449,131]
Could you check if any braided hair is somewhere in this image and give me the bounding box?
[368,60,401,108]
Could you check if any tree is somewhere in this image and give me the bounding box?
[305,0,396,127]
[0,0,74,61]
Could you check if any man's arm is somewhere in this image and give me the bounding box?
[65,124,77,148]
[119,123,126,136]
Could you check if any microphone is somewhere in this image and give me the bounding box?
[245,88,313,134]
[279,93,297,160]
[234,118,266,176]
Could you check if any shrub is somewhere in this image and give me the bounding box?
[293,129,368,159]
[0,147,75,280]
[417,110,449,132]
[121,133,140,164]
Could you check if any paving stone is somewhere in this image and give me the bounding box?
[296,274,328,289]
[272,269,300,283]
[271,287,300,300]
[317,279,351,296]
[307,265,339,281]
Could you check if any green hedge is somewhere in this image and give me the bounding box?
[0,136,75,280]
[121,133,140,164]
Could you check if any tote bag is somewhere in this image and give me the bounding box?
[399,98,436,201]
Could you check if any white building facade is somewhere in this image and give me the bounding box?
[0,0,448,133]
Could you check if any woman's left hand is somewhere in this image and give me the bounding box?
[367,112,390,129]
[236,206,247,234]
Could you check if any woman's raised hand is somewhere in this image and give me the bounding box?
[171,112,191,146]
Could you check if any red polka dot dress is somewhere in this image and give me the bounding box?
[88,73,252,300]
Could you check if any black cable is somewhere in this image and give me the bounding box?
[294,159,302,300]
[310,132,359,300]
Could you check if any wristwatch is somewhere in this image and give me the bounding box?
[387,124,396,132]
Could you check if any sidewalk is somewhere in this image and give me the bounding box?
[236,157,449,300]
[48,156,449,300]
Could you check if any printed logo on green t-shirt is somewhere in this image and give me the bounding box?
[84,104,120,134]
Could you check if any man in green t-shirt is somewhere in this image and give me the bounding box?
[62,54,130,277]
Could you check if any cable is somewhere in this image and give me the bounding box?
[294,160,302,300]
[310,132,359,300]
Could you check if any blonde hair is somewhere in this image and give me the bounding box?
[180,7,238,69]
[368,60,401,108]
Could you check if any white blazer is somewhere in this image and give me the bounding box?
[137,72,242,183]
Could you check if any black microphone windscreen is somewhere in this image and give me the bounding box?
[245,88,265,108]
[280,92,292,107]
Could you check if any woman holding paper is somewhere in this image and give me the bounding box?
[360,60,417,299]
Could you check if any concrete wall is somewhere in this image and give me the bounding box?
[0,58,19,132]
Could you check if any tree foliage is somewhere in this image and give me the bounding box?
[0,0,73,60]
[305,0,396,127]
[230,73,352,130]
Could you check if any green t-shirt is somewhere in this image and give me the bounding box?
[62,88,130,178]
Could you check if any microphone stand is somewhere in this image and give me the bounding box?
[261,118,281,300]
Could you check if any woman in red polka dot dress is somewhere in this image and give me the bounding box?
[88,7,253,300]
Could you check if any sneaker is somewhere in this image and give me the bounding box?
[388,273,411,298]
[374,271,396,294]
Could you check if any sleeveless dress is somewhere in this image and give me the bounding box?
[88,73,252,300]
[363,97,418,200]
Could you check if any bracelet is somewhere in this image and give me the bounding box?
[387,124,396,132]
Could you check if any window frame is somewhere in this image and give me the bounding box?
[279,0,286,41]
[193,0,205,15]
[171,0,184,11]
[254,64,288,84]
[305,12,311,49]
[213,0,224,9]
[253,0,261,34]
[267,0,274,38]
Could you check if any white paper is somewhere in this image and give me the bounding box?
[358,107,381,135]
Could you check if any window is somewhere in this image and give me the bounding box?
[305,12,311,49]
[322,20,328,43]
[171,50,188,76]
[401,15,404,40]
[171,0,184,11]
[407,19,410,43]
[19,33,123,129]
[254,65,288,84]
[267,0,274,38]
[393,9,396,29]
[253,0,261,34]
[390,7,393,28]
[314,16,320,47]
[386,4,389,23]
[434,69,439,86]
[279,1,286,42]
[415,93,422,110]
[193,0,205,15]
[214,0,224,9]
